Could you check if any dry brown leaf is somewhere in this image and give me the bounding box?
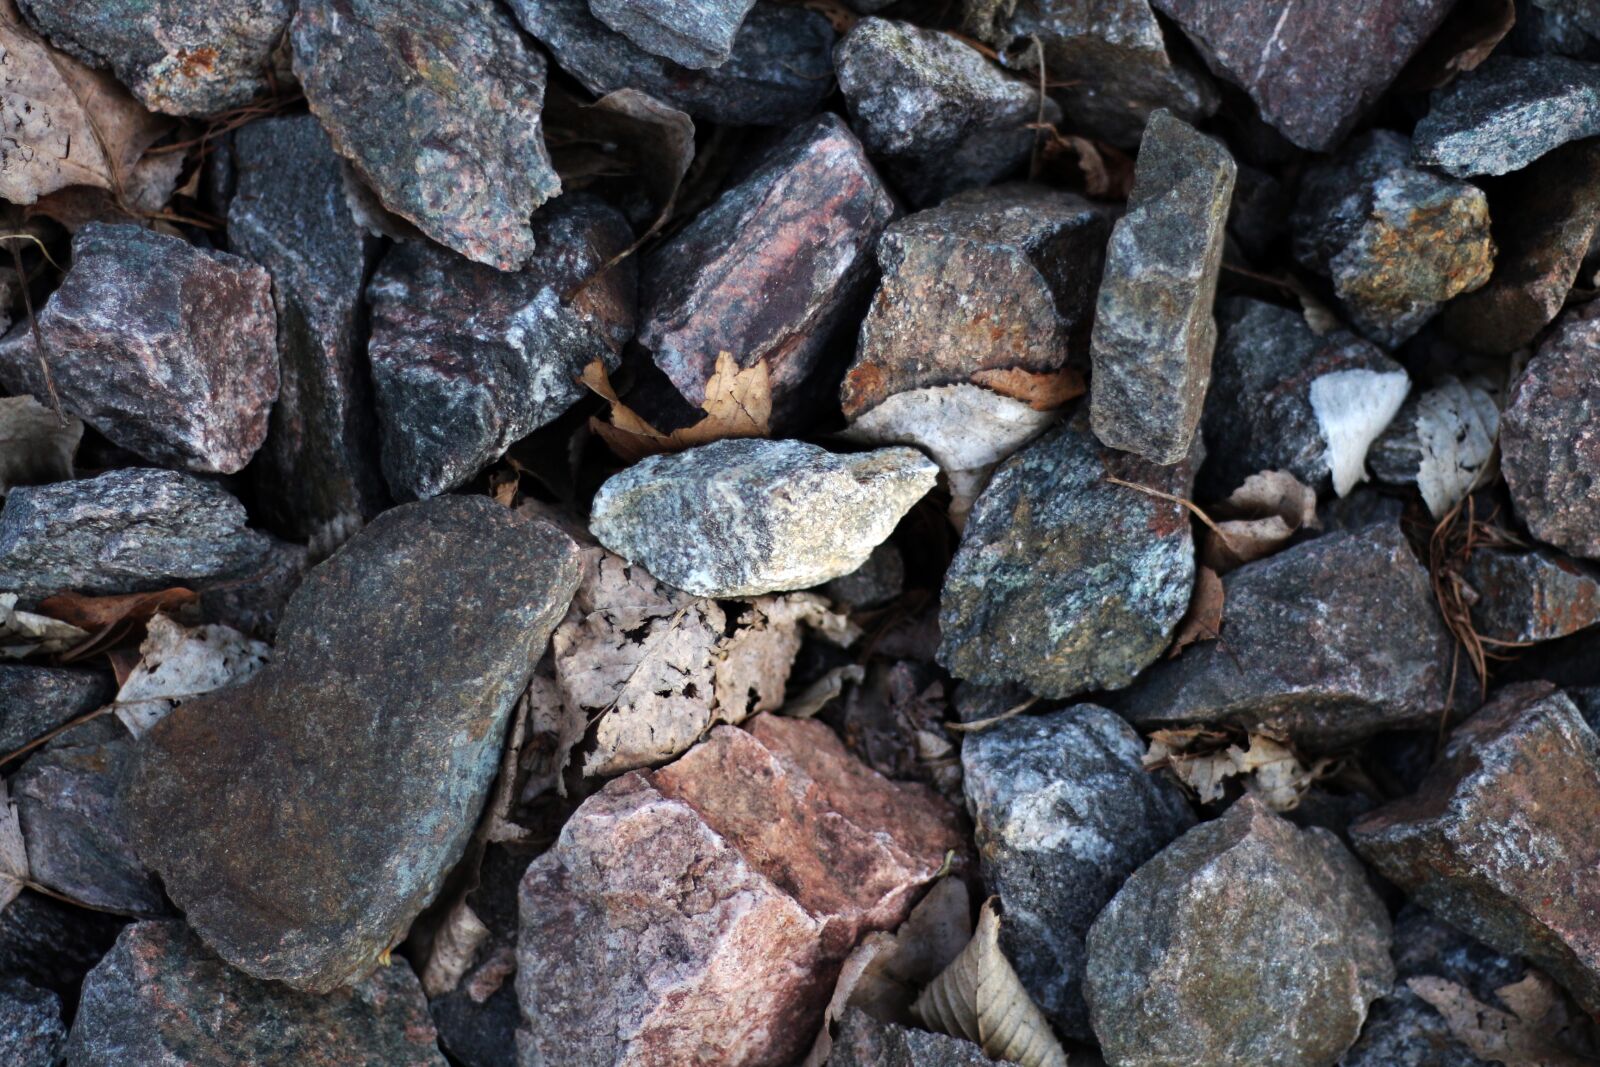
[1400,0,1516,91]
[912,897,1069,1067]
[1144,728,1332,810]
[419,899,491,998]
[584,353,772,463]
[969,366,1086,411]
[0,592,88,659]
[0,395,80,494]
[1410,973,1600,1066]
[0,777,28,913]
[37,586,196,662]
[1169,565,1224,656]
[1202,470,1320,573]
[1042,132,1134,200]
[111,614,269,737]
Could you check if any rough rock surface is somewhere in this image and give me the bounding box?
[1352,682,1600,1012]
[1152,0,1456,151]
[125,497,581,991]
[842,184,1106,418]
[512,0,835,127]
[0,892,125,999]
[229,115,386,547]
[0,468,271,599]
[589,439,936,598]
[1120,520,1454,748]
[1466,548,1600,643]
[1414,54,1600,176]
[938,411,1198,699]
[17,0,292,115]
[836,18,1060,207]
[829,1009,992,1067]
[638,113,895,413]
[291,0,561,270]
[962,706,1195,1037]
[1084,795,1393,1067]
[368,197,635,500]
[516,714,964,1067]
[1091,110,1235,464]
[588,0,757,69]
[0,665,112,755]
[0,223,276,474]
[1292,130,1495,347]
[0,979,64,1067]
[1501,308,1600,559]
[64,921,446,1066]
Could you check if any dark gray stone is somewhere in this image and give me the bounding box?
[64,920,447,1066]
[829,1008,993,1067]
[842,184,1107,418]
[589,0,756,69]
[17,0,291,115]
[1226,163,1289,266]
[196,537,309,642]
[836,18,1060,207]
[938,411,1199,699]
[367,197,635,501]
[431,981,518,1067]
[0,979,64,1067]
[1292,130,1495,348]
[1091,110,1235,464]
[1084,796,1393,1067]
[0,468,271,599]
[291,0,561,271]
[1152,0,1456,151]
[962,705,1195,1038]
[229,115,387,550]
[0,666,112,756]
[0,892,125,998]
[125,497,582,991]
[1415,54,1600,176]
[1465,547,1600,642]
[511,0,835,127]
[0,223,277,474]
[820,542,905,610]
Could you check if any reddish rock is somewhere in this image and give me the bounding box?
[516,714,965,1066]
[1466,548,1600,643]
[1351,682,1600,1013]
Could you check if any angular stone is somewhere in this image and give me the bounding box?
[291,0,560,271]
[0,223,276,473]
[589,439,936,598]
[964,0,1219,147]
[64,921,446,1066]
[1091,110,1235,464]
[1466,548,1600,643]
[842,185,1105,418]
[962,706,1195,1038]
[17,0,291,115]
[1415,54,1600,176]
[836,18,1060,207]
[638,113,895,413]
[589,0,756,69]
[1119,520,1455,748]
[511,0,835,127]
[1292,130,1495,348]
[1351,682,1600,1012]
[1501,308,1600,559]
[126,497,581,991]
[367,197,635,501]
[516,714,964,1067]
[829,1009,992,1067]
[0,665,112,756]
[228,115,387,549]
[1153,0,1455,151]
[1441,139,1600,354]
[938,411,1198,699]
[0,979,64,1067]
[1084,795,1393,1067]
[0,469,271,599]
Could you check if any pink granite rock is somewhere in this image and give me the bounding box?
[515,714,965,1067]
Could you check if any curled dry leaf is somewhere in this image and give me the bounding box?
[37,585,196,663]
[1201,470,1320,573]
[0,394,80,494]
[0,592,88,659]
[1144,728,1333,811]
[112,614,269,737]
[583,352,772,463]
[419,899,491,999]
[779,663,865,719]
[912,897,1070,1067]
[1169,565,1225,656]
[0,777,28,913]
[1409,972,1600,1066]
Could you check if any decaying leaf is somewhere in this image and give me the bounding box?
[27,146,186,230]
[1414,377,1500,519]
[0,777,28,913]
[1036,129,1135,200]
[1201,470,1321,573]
[1169,565,1225,655]
[1144,728,1333,810]
[0,395,80,494]
[112,614,269,737]
[584,353,772,463]
[1409,972,1600,1066]
[37,586,196,662]
[968,366,1086,411]
[419,899,491,998]
[0,592,88,659]
[780,664,866,719]
[1400,0,1517,91]
[912,897,1070,1067]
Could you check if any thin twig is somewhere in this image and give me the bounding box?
[1103,476,1241,551]
[0,705,108,766]
[945,697,1039,734]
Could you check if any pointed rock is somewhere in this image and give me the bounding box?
[1415,54,1600,176]
[588,0,757,69]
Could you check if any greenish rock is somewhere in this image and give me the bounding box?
[0,979,64,1067]
[588,0,757,69]
[1414,54,1600,176]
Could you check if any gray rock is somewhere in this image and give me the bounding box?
[836,18,1060,207]
[367,197,635,501]
[1415,54,1600,176]
[0,223,277,474]
[1119,520,1455,749]
[1292,130,1495,348]
[1465,547,1600,643]
[1091,110,1235,464]
[229,115,387,550]
[1153,0,1456,151]
[842,184,1107,419]
[291,0,560,271]
[0,468,271,599]
[1084,795,1393,1067]
[829,1008,993,1067]
[0,666,112,756]
[938,411,1199,699]
[511,0,835,127]
[17,0,291,116]
[197,537,309,642]
[64,920,446,1066]
[962,706,1196,1038]
[0,892,125,998]
[125,497,582,991]
[639,113,895,415]
[963,0,1219,147]
[0,979,64,1067]
[820,541,905,610]
[589,439,936,598]
[431,982,518,1067]
[589,0,757,69]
